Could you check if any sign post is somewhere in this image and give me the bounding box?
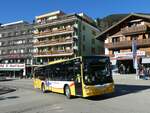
[132,39,138,79]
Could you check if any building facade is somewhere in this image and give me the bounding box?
[0,21,33,77]
[96,14,150,73]
[33,11,103,65]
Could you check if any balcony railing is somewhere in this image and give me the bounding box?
[34,49,74,57]
[146,51,150,56]
[34,27,74,38]
[34,15,76,27]
[34,38,73,47]
[106,38,150,49]
[121,25,148,35]
[0,42,33,48]
[0,53,32,59]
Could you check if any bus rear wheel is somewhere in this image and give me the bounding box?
[41,83,46,93]
[65,85,71,99]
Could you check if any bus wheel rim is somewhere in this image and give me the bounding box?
[66,87,70,97]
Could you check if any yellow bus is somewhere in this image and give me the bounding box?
[33,56,114,99]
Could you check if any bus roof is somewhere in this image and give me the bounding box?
[34,56,109,69]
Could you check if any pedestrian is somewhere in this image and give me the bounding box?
[139,65,144,79]
[127,66,130,74]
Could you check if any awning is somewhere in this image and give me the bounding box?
[0,68,22,71]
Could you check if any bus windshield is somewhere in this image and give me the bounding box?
[83,56,113,85]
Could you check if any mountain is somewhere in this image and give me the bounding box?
[96,13,150,32]
[96,14,128,31]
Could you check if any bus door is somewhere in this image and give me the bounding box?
[74,60,83,96]
[74,73,83,96]
[45,69,52,91]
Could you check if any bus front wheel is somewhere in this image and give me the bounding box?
[41,83,46,93]
[65,85,71,99]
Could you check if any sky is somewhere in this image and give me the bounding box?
[0,0,150,24]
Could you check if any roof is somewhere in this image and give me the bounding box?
[1,20,26,27]
[34,55,109,69]
[35,10,65,19]
[96,13,150,40]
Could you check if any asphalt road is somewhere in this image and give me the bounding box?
[0,75,150,113]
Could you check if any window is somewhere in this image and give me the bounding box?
[27,48,33,53]
[83,45,85,51]
[112,50,120,54]
[131,35,138,40]
[21,30,27,35]
[143,34,146,39]
[83,35,85,41]
[8,32,12,37]
[0,42,2,46]
[91,47,96,54]
[112,37,120,43]
[148,34,150,39]
[14,31,19,36]
[28,39,33,43]
[82,25,85,30]
[92,39,95,44]
[92,30,96,36]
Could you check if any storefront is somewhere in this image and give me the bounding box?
[111,51,145,74]
[0,64,25,78]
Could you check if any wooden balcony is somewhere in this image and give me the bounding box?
[34,27,74,38]
[121,25,148,35]
[106,38,150,49]
[34,50,74,57]
[146,51,150,56]
[34,38,73,47]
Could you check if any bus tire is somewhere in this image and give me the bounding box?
[41,83,46,93]
[65,85,71,99]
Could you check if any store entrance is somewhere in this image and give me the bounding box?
[117,59,136,74]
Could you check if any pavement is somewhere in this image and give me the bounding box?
[0,77,18,95]
[0,74,150,113]
[0,86,16,95]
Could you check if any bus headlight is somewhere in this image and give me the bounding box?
[84,86,89,89]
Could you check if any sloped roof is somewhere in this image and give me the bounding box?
[96,13,150,40]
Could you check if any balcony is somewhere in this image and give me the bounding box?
[34,15,76,28]
[34,50,74,57]
[34,27,74,38]
[73,45,78,50]
[106,38,150,49]
[146,51,150,56]
[33,38,73,47]
[0,53,32,59]
[73,35,78,40]
[121,25,148,35]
